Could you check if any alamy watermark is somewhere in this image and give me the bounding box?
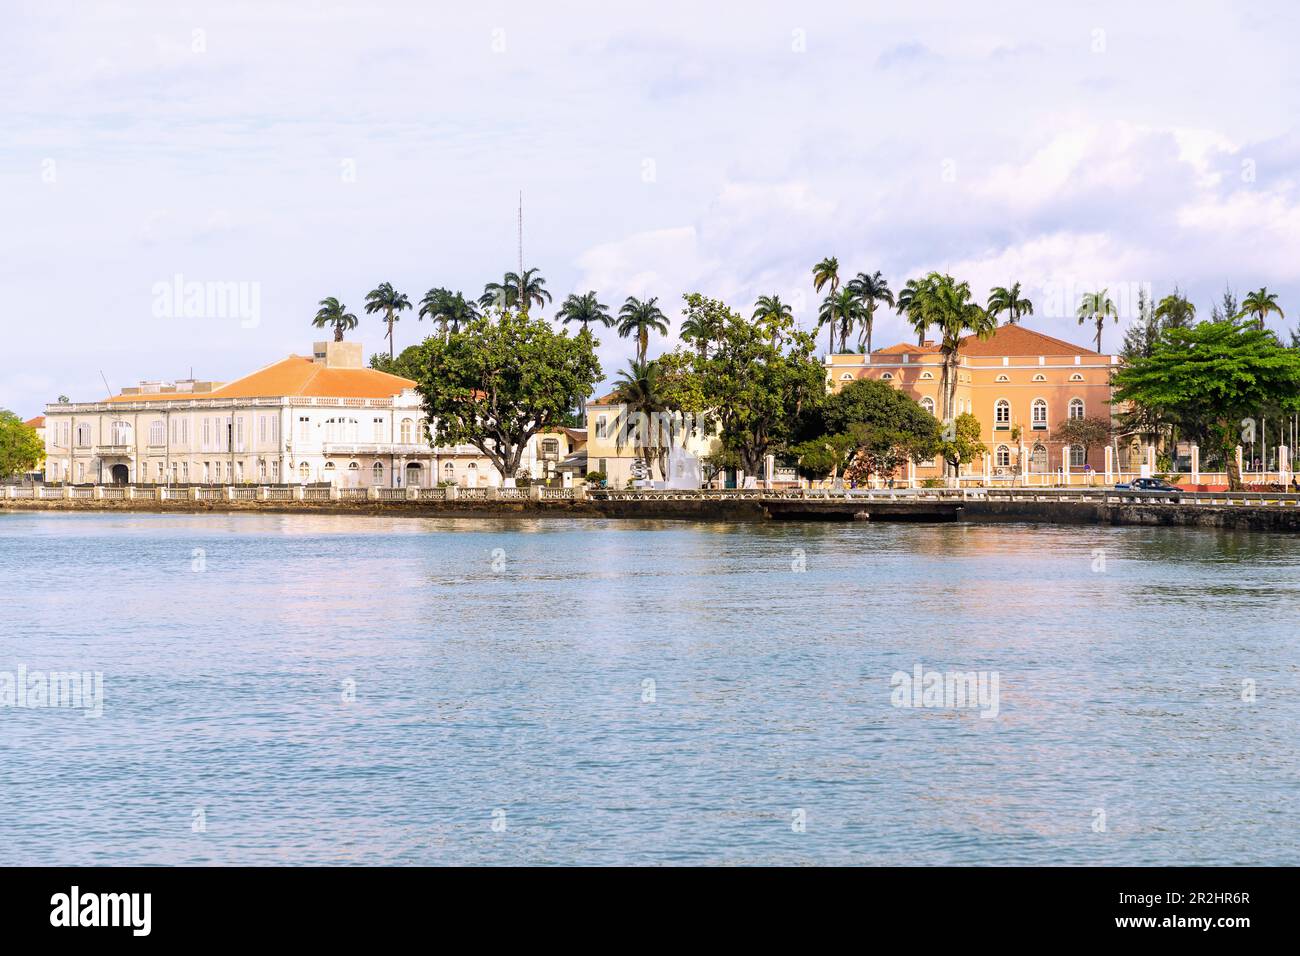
[890,663,1000,719]
[1,665,104,717]
[151,273,261,328]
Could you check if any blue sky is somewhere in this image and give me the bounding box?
[5,0,1300,416]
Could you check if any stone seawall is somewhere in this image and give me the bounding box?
[5,494,1300,531]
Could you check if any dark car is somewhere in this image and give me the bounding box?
[1115,477,1181,499]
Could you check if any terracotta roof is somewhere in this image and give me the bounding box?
[24,416,45,428]
[587,390,622,407]
[958,324,1097,357]
[106,356,416,402]
[872,342,941,355]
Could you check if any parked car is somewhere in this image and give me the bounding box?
[1115,477,1181,500]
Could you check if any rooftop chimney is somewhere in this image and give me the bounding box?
[313,341,363,369]
[922,340,935,348]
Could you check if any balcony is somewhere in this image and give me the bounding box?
[95,444,132,456]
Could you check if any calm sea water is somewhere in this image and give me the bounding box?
[0,511,1296,866]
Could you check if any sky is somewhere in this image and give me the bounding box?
[4,0,1300,417]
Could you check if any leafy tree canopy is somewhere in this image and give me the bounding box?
[0,410,44,479]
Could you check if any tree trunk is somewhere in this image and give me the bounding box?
[388,309,395,359]
[334,326,343,342]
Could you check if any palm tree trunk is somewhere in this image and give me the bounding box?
[388,308,395,359]
[334,325,343,342]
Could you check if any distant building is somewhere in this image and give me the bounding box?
[825,325,1120,479]
[585,392,719,487]
[41,341,495,486]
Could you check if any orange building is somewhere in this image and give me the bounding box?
[825,325,1120,481]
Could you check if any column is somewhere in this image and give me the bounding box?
[763,453,775,490]
[1104,445,1113,484]
[1278,445,1291,486]
[1235,445,1244,482]
[1190,444,1200,484]
[1018,444,1028,484]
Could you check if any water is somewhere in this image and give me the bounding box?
[1,511,1296,865]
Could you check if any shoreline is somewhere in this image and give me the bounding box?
[5,494,1300,532]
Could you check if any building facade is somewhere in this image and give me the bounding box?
[585,393,720,487]
[41,341,496,487]
[825,325,1119,480]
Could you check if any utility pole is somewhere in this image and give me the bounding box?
[517,190,524,310]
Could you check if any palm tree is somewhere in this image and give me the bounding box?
[847,271,894,354]
[679,311,715,359]
[818,288,862,354]
[364,282,413,359]
[311,297,358,342]
[419,288,479,339]
[1153,290,1196,329]
[752,294,794,343]
[482,268,552,314]
[556,291,613,331]
[919,273,996,429]
[1076,289,1118,352]
[812,256,840,354]
[611,358,669,480]
[896,276,935,346]
[986,282,1034,326]
[617,296,669,364]
[1237,287,1285,330]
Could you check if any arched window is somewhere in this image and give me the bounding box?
[75,424,91,447]
[110,421,132,445]
[149,420,165,446]
[1070,445,1086,466]
[839,372,854,381]
[919,370,934,380]
[348,460,359,471]
[372,462,384,483]
[1069,372,1084,382]
[995,444,1011,467]
[298,462,310,481]
[1069,398,1084,420]
[400,418,413,443]
[920,396,935,416]
[324,461,335,473]
[1031,399,1048,429]
[1032,373,1046,382]
[443,461,455,475]
[995,399,1011,427]
[995,374,1010,382]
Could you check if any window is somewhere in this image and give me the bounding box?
[110,421,131,445]
[373,462,384,483]
[919,371,934,380]
[203,419,212,449]
[50,462,59,480]
[400,418,413,444]
[270,417,278,443]
[182,462,189,482]
[1032,373,1046,382]
[1069,398,1084,420]
[595,416,608,439]
[442,462,454,476]
[75,424,91,447]
[271,460,279,480]
[995,374,1009,382]
[1031,443,1048,472]
[348,460,359,471]
[995,444,1011,467]
[77,462,84,482]
[542,438,559,456]
[215,461,222,481]
[299,417,311,441]
[299,462,310,481]
[373,417,384,442]
[156,461,164,479]
[1069,372,1084,382]
[236,417,244,451]
[1031,399,1048,429]
[920,397,935,416]
[259,459,267,480]
[259,416,267,443]
[995,399,1011,428]
[1070,445,1086,467]
[881,372,893,381]
[203,462,210,483]
[839,372,854,381]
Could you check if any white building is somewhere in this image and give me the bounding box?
[41,341,496,487]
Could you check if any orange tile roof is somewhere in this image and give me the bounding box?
[24,416,45,428]
[587,390,622,407]
[872,342,941,355]
[958,324,1097,356]
[106,356,416,403]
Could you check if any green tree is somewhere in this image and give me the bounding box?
[419,288,480,339]
[1154,288,1196,329]
[986,282,1034,326]
[610,358,672,479]
[556,291,613,331]
[818,287,863,354]
[752,294,794,343]
[1077,289,1118,352]
[916,273,995,429]
[685,293,825,477]
[1120,287,1159,363]
[1237,287,1285,330]
[680,295,728,359]
[937,411,988,477]
[0,410,45,479]
[311,296,358,342]
[481,268,552,314]
[410,311,601,483]
[847,270,894,354]
[811,256,840,354]
[617,296,669,364]
[897,275,936,346]
[1112,321,1300,489]
[794,378,941,483]
[364,281,413,360]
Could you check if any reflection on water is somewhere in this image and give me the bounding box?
[1,512,1296,865]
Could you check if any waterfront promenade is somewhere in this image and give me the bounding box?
[6,484,1300,531]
